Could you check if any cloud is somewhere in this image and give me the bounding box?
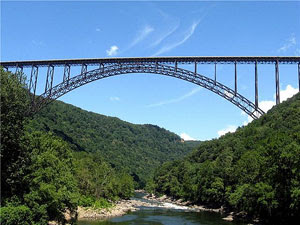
[109,96,120,101]
[150,23,179,47]
[280,84,298,102]
[95,28,101,32]
[217,125,237,137]
[278,34,297,53]
[147,87,201,107]
[129,25,154,49]
[180,133,196,141]
[258,84,298,112]
[106,45,119,56]
[149,9,180,48]
[243,84,298,125]
[153,20,200,56]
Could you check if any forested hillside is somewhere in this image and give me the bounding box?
[149,92,300,224]
[1,68,134,224]
[27,100,199,186]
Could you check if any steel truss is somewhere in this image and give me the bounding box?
[32,63,265,119]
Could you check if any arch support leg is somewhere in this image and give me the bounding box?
[275,60,280,104]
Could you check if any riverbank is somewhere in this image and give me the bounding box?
[143,192,260,224]
[143,193,224,213]
[49,190,258,224]
[77,190,225,220]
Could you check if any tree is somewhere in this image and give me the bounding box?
[23,132,79,223]
[0,68,29,200]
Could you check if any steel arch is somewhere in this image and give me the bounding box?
[33,63,265,119]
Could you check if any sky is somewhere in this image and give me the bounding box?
[1,0,300,141]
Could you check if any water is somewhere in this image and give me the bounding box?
[77,192,247,225]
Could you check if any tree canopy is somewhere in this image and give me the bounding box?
[148,92,300,224]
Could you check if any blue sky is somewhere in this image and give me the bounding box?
[1,1,300,140]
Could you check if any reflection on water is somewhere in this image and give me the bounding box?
[78,191,247,225]
[78,207,247,225]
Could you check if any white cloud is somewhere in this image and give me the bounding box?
[106,45,119,56]
[129,25,154,48]
[180,133,196,141]
[217,125,237,137]
[150,23,179,47]
[109,96,120,101]
[258,84,297,113]
[258,100,276,113]
[278,34,297,53]
[280,84,298,102]
[242,84,298,125]
[95,28,101,32]
[153,20,200,56]
[147,87,201,107]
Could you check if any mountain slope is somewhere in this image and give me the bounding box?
[27,100,199,186]
[151,92,300,224]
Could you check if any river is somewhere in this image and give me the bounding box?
[77,192,247,225]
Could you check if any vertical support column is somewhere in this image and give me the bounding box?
[194,61,197,75]
[175,60,177,72]
[234,61,237,96]
[15,65,23,82]
[99,63,105,73]
[45,65,54,94]
[29,65,39,103]
[255,60,258,109]
[275,60,280,104]
[15,65,23,74]
[298,63,300,92]
[63,64,70,83]
[81,64,87,76]
[155,61,158,71]
[214,62,217,85]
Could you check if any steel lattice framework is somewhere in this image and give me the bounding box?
[1,56,300,119]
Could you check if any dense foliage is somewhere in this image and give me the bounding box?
[0,68,134,224]
[28,100,198,186]
[1,69,29,199]
[74,151,134,202]
[149,93,300,224]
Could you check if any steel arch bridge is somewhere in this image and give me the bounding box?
[1,56,300,119]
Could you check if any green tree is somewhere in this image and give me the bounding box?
[0,68,30,200]
[23,132,79,223]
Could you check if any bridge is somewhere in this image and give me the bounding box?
[1,56,300,119]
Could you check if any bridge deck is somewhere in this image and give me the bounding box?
[1,56,300,68]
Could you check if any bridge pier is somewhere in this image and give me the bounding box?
[234,61,237,96]
[99,63,105,73]
[255,61,258,109]
[29,65,38,101]
[63,64,70,82]
[214,62,217,85]
[275,60,280,104]
[45,65,54,94]
[81,64,87,76]
[15,65,23,82]
[298,63,300,91]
